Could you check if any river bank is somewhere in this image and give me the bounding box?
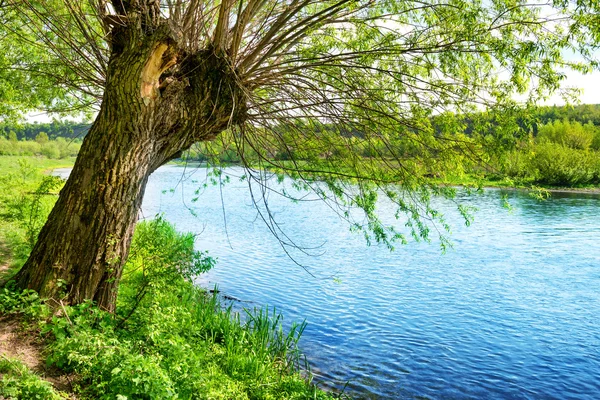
[432,172,600,196]
[0,156,337,399]
[10,154,600,196]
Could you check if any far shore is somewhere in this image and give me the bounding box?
[458,184,600,196]
[39,160,600,197]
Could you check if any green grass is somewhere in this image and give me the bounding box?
[0,155,75,175]
[0,220,337,399]
[0,156,71,275]
[435,171,600,192]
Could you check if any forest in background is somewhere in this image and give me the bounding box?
[1,104,600,187]
[2,104,600,142]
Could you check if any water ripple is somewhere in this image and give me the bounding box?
[144,166,600,399]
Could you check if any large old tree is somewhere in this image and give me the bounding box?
[0,0,598,311]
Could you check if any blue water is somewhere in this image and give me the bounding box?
[142,165,600,399]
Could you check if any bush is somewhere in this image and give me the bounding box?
[591,129,600,151]
[0,137,80,158]
[41,142,60,159]
[17,141,42,156]
[530,142,598,186]
[501,149,532,180]
[55,137,81,158]
[35,132,49,144]
[36,218,332,400]
[0,137,15,155]
[537,119,596,150]
[0,358,66,400]
[0,160,64,267]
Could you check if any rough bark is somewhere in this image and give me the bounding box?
[13,15,247,312]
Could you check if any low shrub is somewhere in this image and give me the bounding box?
[537,119,597,150]
[0,217,334,399]
[40,142,60,159]
[529,142,598,186]
[0,138,80,158]
[500,142,600,187]
[500,149,532,180]
[55,138,81,158]
[0,357,66,400]
[17,140,42,156]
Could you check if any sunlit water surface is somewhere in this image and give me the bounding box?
[140,165,600,399]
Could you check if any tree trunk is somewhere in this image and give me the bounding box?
[13,20,246,312]
[14,115,153,311]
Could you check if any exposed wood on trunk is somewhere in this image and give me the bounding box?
[140,42,177,101]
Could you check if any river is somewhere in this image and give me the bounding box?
[128,165,599,398]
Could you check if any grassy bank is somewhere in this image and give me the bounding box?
[0,221,335,399]
[0,156,74,273]
[0,155,75,174]
[432,173,600,194]
[0,155,338,399]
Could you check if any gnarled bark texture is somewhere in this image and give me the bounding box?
[14,6,247,312]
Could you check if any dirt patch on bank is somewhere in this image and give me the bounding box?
[0,315,44,371]
[0,312,79,397]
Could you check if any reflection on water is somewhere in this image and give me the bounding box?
[142,166,600,400]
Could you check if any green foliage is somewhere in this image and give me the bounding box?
[592,130,600,151]
[0,121,90,141]
[0,123,83,160]
[2,162,63,252]
[537,119,597,150]
[40,142,60,159]
[35,132,49,144]
[0,4,99,120]
[130,217,215,280]
[23,175,64,248]
[535,104,600,127]
[0,357,67,400]
[500,149,533,181]
[0,157,66,270]
[117,216,215,324]
[500,143,600,187]
[492,117,600,187]
[0,216,334,399]
[0,218,334,400]
[0,282,49,318]
[55,138,80,158]
[529,143,599,186]
[0,137,81,159]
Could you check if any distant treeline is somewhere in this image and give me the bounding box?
[0,121,90,141]
[1,104,600,142]
[181,104,600,160]
[1,104,599,186]
[535,103,600,126]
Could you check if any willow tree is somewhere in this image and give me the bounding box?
[2,0,597,311]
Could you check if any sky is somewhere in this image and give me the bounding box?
[543,69,600,106]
